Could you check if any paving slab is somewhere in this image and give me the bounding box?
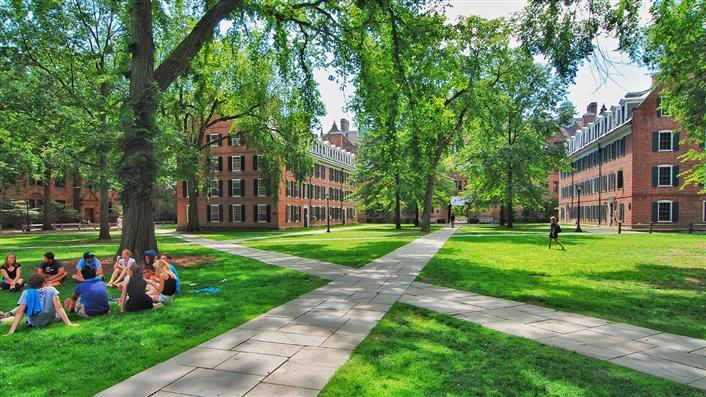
[693,348,706,357]
[163,368,261,397]
[532,319,588,334]
[454,311,505,325]
[547,311,611,328]
[561,330,655,355]
[171,347,237,368]
[642,347,706,370]
[541,336,625,360]
[345,309,386,321]
[233,340,303,357]
[240,316,293,331]
[264,362,339,390]
[484,307,551,324]
[321,333,367,350]
[150,392,193,397]
[690,377,706,391]
[336,319,378,336]
[635,333,706,352]
[486,320,560,340]
[199,329,261,350]
[294,313,351,328]
[591,323,662,340]
[96,361,195,397]
[215,352,288,376]
[289,347,353,367]
[252,331,328,347]
[355,302,393,312]
[244,383,319,397]
[611,353,706,384]
[278,323,337,338]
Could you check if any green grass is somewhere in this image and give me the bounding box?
[419,224,706,339]
[321,303,703,397]
[242,225,431,267]
[0,232,326,397]
[192,223,374,241]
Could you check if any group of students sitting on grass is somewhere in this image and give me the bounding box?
[0,249,180,335]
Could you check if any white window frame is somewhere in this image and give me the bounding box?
[209,133,220,148]
[257,178,266,197]
[657,200,673,223]
[209,179,220,197]
[211,155,220,172]
[209,204,220,223]
[232,204,243,223]
[257,204,268,223]
[658,97,670,117]
[657,165,673,187]
[186,204,190,223]
[658,131,673,152]
[231,179,241,197]
[231,156,241,172]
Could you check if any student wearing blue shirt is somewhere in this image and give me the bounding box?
[65,267,109,317]
[72,252,103,282]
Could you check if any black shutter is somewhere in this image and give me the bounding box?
[218,180,223,197]
[673,132,679,151]
[228,135,232,145]
[656,97,662,116]
[206,205,212,222]
[673,166,679,186]
[219,205,223,222]
[651,202,658,222]
[652,167,658,187]
[228,180,233,197]
[240,179,245,197]
[266,204,271,223]
[240,156,245,171]
[652,132,659,151]
[241,205,245,222]
[182,181,188,198]
[254,179,259,196]
[265,179,271,196]
[218,157,223,172]
[228,156,233,171]
[253,155,258,170]
[218,134,223,146]
[254,205,258,222]
[673,202,679,222]
[229,204,233,222]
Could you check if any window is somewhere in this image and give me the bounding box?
[657,166,673,187]
[257,204,268,223]
[232,205,243,222]
[211,155,221,172]
[186,204,190,223]
[209,204,220,223]
[209,179,219,197]
[619,203,625,222]
[703,201,706,223]
[658,131,673,151]
[231,179,241,197]
[231,156,242,171]
[54,177,66,188]
[209,133,220,147]
[657,201,673,222]
[657,97,670,117]
[257,178,266,196]
[617,170,624,189]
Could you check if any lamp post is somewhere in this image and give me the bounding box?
[25,198,30,232]
[326,194,331,233]
[575,185,583,232]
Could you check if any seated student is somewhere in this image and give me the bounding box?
[107,249,135,288]
[1,254,25,292]
[37,252,67,287]
[119,264,153,313]
[159,253,180,294]
[142,250,158,281]
[73,252,103,283]
[64,267,109,318]
[5,274,78,335]
[146,260,178,304]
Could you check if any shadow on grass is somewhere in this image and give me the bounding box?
[321,304,702,397]
[419,255,706,339]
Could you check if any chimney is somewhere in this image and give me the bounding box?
[340,118,349,132]
[586,102,598,115]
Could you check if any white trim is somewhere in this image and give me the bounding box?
[209,204,220,223]
[657,165,673,187]
[209,133,219,148]
[656,200,673,223]
[231,204,243,223]
[231,156,242,172]
[211,155,220,172]
[209,179,220,197]
[257,204,268,223]
[257,178,266,197]
[231,179,242,197]
[657,130,674,152]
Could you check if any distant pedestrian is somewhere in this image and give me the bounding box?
[548,216,565,250]
[450,214,456,228]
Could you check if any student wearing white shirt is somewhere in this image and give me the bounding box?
[107,249,136,288]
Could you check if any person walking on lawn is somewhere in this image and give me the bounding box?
[548,216,565,250]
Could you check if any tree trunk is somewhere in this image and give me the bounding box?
[119,0,158,263]
[394,173,401,229]
[421,142,445,233]
[499,204,505,226]
[98,154,111,240]
[414,202,419,226]
[505,167,514,229]
[42,166,53,230]
[186,178,200,231]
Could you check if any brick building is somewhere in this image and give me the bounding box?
[0,176,117,228]
[176,120,358,230]
[558,88,705,227]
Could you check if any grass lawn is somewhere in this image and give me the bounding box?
[241,225,433,267]
[321,303,703,397]
[0,231,326,397]
[191,223,374,241]
[418,224,706,339]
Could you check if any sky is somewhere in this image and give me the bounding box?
[315,0,653,132]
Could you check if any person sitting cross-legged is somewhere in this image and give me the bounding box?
[159,253,180,295]
[146,260,178,304]
[107,249,135,288]
[64,267,109,318]
[1,254,24,292]
[37,252,67,287]
[119,264,153,313]
[73,252,103,283]
[4,274,78,335]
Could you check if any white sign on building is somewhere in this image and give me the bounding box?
[450,196,466,206]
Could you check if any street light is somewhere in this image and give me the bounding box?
[575,185,583,232]
[326,194,331,233]
[25,198,30,232]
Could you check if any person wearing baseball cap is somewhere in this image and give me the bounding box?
[72,252,103,282]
